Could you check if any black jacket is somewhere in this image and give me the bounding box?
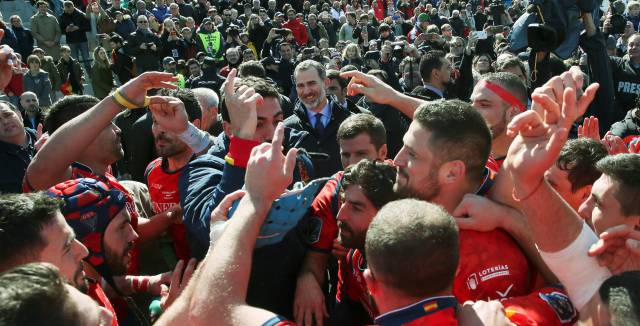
[190,67,226,96]
[0,128,36,193]
[284,98,353,178]
[610,108,640,140]
[126,29,162,72]
[11,26,35,60]
[59,9,90,43]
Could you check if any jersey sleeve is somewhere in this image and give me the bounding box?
[261,316,296,326]
[501,287,578,326]
[305,173,343,252]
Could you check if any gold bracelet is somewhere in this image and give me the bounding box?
[113,89,150,109]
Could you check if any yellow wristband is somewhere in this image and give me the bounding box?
[113,89,150,109]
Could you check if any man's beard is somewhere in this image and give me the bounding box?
[301,87,326,110]
[490,111,508,140]
[394,166,441,201]
[105,241,133,276]
[74,261,89,293]
[154,134,186,157]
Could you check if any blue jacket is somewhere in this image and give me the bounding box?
[178,154,244,258]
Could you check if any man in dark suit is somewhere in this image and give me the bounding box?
[284,60,353,177]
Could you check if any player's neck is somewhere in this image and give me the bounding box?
[491,133,513,159]
[77,157,110,176]
[166,150,193,172]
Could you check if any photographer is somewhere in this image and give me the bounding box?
[126,15,162,73]
[260,27,294,59]
[160,18,187,60]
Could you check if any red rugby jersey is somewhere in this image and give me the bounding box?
[145,158,191,261]
[87,279,119,326]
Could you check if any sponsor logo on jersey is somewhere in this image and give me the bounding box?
[467,273,478,290]
[302,216,323,244]
[479,264,510,282]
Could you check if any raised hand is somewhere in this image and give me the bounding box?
[588,225,640,274]
[34,123,49,151]
[119,71,177,108]
[159,258,197,310]
[342,70,397,105]
[148,96,189,134]
[506,77,599,197]
[601,132,629,155]
[244,123,297,203]
[223,68,262,139]
[577,116,600,141]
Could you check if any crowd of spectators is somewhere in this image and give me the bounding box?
[1,0,640,325]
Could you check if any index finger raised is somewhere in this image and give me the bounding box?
[271,122,285,155]
[224,68,238,96]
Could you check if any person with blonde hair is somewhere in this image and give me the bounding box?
[90,46,114,99]
[341,43,363,69]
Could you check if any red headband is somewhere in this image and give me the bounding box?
[478,79,526,112]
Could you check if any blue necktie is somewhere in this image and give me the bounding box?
[314,113,325,136]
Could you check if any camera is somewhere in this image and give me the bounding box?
[527,23,560,51]
[391,41,405,59]
[273,28,288,36]
[227,26,240,37]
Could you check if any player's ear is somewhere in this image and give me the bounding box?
[364,268,378,295]
[193,118,201,130]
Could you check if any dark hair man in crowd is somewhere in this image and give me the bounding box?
[0,192,88,286]
[0,101,39,193]
[294,114,388,325]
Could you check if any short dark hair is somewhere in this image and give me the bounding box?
[326,69,347,89]
[27,55,41,66]
[413,100,491,183]
[294,59,326,81]
[481,72,528,107]
[238,60,266,78]
[556,139,608,193]
[45,95,100,133]
[36,0,48,7]
[186,58,199,67]
[0,263,81,326]
[365,199,459,297]
[109,34,124,45]
[596,154,640,216]
[495,55,527,78]
[419,50,446,82]
[220,77,281,122]
[337,113,386,150]
[343,160,397,209]
[158,88,202,122]
[0,193,62,272]
[598,271,640,325]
